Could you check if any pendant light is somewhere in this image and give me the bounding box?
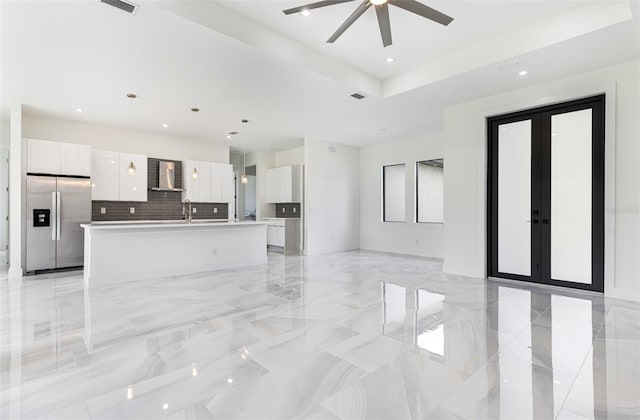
[241,144,248,184]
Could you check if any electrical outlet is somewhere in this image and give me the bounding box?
[293,208,296,213]
[282,208,285,213]
[130,207,135,214]
[100,207,106,214]
[214,208,218,214]
[193,208,197,214]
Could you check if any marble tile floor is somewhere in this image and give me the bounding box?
[0,251,638,419]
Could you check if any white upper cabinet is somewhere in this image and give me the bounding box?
[183,161,232,203]
[27,138,91,176]
[92,149,147,201]
[199,161,212,203]
[60,142,91,176]
[210,162,223,203]
[267,165,300,203]
[91,149,120,201]
[182,160,200,202]
[119,152,147,202]
[220,164,233,203]
[27,139,61,174]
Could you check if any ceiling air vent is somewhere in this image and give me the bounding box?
[101,0,138,15]
[350,93,366,100]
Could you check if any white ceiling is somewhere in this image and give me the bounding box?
[1,1,638,153]
[220,0,583,79]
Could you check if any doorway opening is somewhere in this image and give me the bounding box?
[487,94,605,292]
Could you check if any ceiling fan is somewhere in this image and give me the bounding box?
[283,0,454,48]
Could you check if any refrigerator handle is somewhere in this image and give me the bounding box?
[51,191,57,241]
[56,191,61,240]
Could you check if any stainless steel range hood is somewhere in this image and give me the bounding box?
[151,160,184,192]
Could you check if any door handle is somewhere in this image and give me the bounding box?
[56,192,61,240]
[51,192,56,240]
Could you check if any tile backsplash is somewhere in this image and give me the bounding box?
[91,157,228,221]
[275,203,301,218]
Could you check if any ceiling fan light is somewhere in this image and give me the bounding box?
[370,0,387,5]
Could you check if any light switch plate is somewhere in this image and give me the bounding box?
[214,208,218,214]
[100,207,106,214]
[282,208,285,213]
[293,208,296,213]
[193,208,197,214]
[130,207,135,214]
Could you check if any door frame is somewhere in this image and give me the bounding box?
[487,94,605,293]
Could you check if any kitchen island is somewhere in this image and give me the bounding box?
[81,220,269,283]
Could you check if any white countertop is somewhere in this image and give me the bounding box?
[81,220,272,230]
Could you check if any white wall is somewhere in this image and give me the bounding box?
[360,134,444,258]
[22,115,229,163]
[304,138,359,255]
[443,59,639,302]
[275,146,304,167]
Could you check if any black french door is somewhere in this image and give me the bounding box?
[488,95,605,292]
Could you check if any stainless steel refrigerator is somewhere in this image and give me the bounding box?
[26,175,91,272]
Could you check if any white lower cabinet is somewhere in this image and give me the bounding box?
[268,225,285,247]
[266,219,298,251]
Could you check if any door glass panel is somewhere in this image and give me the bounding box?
[551,110,592,284]
[498,120,531,276]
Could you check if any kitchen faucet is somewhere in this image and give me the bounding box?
[183,199,192,224]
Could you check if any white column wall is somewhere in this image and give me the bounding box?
[304,138,359,255]
[443,59,639,302]
[8,104,22,278]
[360,134,444,258]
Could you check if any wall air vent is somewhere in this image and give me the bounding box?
[101,0,138,14]
[350,93,366,100]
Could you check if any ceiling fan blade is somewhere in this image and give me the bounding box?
[283,0,355,15]
[390,0,453,26]
[375,3,392,47]
[327,0,371,43]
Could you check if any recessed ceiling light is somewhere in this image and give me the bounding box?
[162,123,169,128]
[75,108,83,113]
[300,9,311,16]
[385,57,395,63]
[519,70,528,76]
[226,135,232,139]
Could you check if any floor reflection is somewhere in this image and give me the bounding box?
[1,252,638,419]
[379,278,635,419]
